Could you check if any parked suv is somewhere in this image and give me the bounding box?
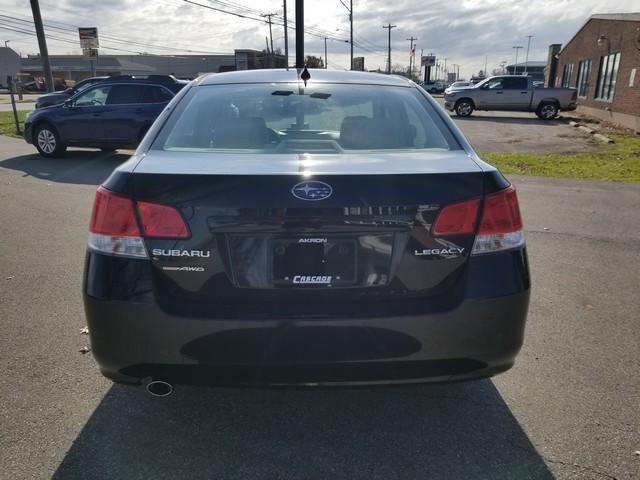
[24,76,188,157]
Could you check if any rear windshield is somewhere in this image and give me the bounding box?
[153,83,459,154]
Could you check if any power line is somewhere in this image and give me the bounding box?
[182,0,349,44]
[0,12,231,54]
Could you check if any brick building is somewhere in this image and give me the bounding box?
[548,13,640,132]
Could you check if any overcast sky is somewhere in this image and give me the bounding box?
[1,0,638,79]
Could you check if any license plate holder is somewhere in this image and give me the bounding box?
[272,237,357,287]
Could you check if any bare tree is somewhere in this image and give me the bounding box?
[391,63,406,76]
[305,55,324,68]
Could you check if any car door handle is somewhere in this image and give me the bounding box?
[521,91,528,94]
[134,108,144,114]
[496,91,503,94]
[92,113,101,117]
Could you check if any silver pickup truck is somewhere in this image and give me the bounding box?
[443,75,577,120]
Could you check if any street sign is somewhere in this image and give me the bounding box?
[78,27,99,49]
[421,55,436,67]
[82,48,99,60]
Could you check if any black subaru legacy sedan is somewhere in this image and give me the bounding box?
[83,69,530,391]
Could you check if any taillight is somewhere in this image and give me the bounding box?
[137,202,190,239]
[87,186,190,258]
[90,187,140,236]
[472,185,525,254]
[432,198,480,236]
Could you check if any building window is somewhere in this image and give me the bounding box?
[575,59,592,98]
[595,52,621,101]
[561,63,574,87]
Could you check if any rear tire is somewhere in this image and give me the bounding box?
[455,99,474,117]
[536,102,559,120]
[34,123,66,158]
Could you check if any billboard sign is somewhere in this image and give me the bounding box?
[82,48,99,60]
[78,27,99,49]
[353,57,365,71]
[421,55,436,67]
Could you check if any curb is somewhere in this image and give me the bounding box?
[593,133,614,144]
[578,125,595,135]
[559,116,613,143]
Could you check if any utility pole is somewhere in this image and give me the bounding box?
[512,46,523,74]
[295,0,303,68]
[323,37,327,69]
[484,55,488,78]
[383,24,396,74]
[524,35,533,75]
[443,57,448,81]
[350,0,353,70]
[406,36,417,79]
[339,0,353,70]
[29,0,54,93]
[283,0,288,68]
[262,13,277,67]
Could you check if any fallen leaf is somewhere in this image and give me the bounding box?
[79,346,91,354]
[80,326,89,335]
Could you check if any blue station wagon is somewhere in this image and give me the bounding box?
[24,76,187,157]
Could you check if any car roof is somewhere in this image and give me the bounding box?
[197,68,413,87]
[99,75,187,85]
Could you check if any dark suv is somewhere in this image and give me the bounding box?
[24,76,188,157]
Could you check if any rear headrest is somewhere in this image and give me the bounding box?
[339,116,411,149]
[213,117,268,148]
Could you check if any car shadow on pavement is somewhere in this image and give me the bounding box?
[52,380,554,479]
[0,150,130,186]
[453,116,564,126]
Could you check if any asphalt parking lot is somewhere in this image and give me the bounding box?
[433,96,600,154]
[0,133,638,479]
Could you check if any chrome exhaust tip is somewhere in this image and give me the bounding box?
[146,380,173,397]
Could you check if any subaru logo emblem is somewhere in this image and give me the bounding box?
[291,181,333,201]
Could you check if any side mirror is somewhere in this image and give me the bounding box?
[65,87,74,94]
[63,99,73,108]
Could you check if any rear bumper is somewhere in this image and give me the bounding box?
[83,289,530,386]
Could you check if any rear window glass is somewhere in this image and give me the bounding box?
[154,83,459,154]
